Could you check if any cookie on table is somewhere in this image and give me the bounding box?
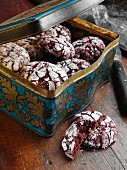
[57,58,90,77]
[72,36,105,64]
[19,61,68,90]
[83,114,118,149]
[62,111,118,159]
[62,111,102,159]
[39,37,75,59]
[0,42,30,72]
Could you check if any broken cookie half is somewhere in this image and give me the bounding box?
[62,111,118,160]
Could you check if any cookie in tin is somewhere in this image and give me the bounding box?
[57,58,90,77]
[40,36,75,59]
[73,36,105,64]
[0,42,30,72]
[19,61,68,90]
[37,24,71,43]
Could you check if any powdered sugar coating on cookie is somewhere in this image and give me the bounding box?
[83,115,118,149]
[73,36,105,64]
[40,37,75,59]
[62,122,81,159]
[19,61,68,90]
[57,58,90,77]
[62,111,101,159]
[74,111,103,122]
[0,42,30,72]
[46,24,71,42]
[15,36,43,61]
[37,24,71,43]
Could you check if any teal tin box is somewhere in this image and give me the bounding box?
[0,0,119,136]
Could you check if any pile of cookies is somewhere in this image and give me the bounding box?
[0,24,105,90]
[62,110,118,159]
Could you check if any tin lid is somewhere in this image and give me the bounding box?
[0,0,104,45]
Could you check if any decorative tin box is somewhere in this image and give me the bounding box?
[0,0,119,136]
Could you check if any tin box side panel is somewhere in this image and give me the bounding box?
[0,74,57,136]
[0,45,117,137]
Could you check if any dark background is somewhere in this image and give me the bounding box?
[103,0,127,18]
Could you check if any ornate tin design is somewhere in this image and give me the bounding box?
[0,48,116,136]
[0,18,119,136]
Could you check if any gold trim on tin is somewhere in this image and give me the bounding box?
[0,17,119,99]
[67,17,119,41]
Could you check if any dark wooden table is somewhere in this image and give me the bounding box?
[1,1,127,170]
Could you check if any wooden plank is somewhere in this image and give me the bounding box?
[0,108,116,170]
[92,82,127,170]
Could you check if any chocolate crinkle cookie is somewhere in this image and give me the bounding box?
[47,24,71,42]
[62,111,102,160]
[62,111,118,159]
[72,36,105,64]
[15,36,43,61]
[83,114,118,149]
[39,37,75,59]
[0,42,30,72]
[37,24,71,43]
[57,58,90,77]
[19,61,68,90]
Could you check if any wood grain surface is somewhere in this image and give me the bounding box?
[0,1,127,170]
